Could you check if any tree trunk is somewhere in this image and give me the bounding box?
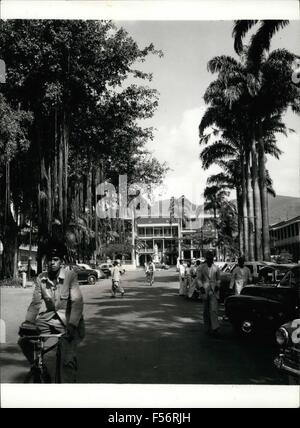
[258,138,271,261]
[58,121,64,225]
[251,139,262,260]
[241,156,249,259]
[245,152,255,261]
[63,111,69,226]
[236,186,244,255]
[53,107,58,218]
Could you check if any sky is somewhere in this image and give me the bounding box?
[117,20,300,205]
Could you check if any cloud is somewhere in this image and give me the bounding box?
[266,132,300,198]
[147,107,221,204]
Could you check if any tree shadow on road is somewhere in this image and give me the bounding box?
[76,285,286,385]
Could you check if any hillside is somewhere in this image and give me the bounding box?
[268,195,300,224]
[156,195,300,225]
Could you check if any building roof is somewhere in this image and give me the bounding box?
[270,215,300,229]
[136,217,179,226]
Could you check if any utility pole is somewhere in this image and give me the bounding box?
[131,208,136,267]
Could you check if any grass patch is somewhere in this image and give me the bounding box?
[0,278,23,287]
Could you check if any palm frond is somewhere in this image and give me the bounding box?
[247,20,289,71]
[200,142,237,169]
[199,106,219,136]
[232,20,258,54]
[207,56,242,74]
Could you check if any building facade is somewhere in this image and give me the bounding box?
[135,215,215,266]
[270,215,300,262]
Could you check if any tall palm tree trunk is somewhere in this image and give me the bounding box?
[236,187,244,255]
[241,155,249,259]
[251,139,262,260]
[258,138,271,261]
[245,152,255,261]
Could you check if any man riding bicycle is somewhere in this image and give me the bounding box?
[145,258,155,286]
[18,241,85,383]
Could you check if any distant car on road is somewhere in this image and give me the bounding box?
[69,265,99,285]
[225,266,300,337]
[99,262,125,277]
[154,262,170,270]
[77,263,106,279]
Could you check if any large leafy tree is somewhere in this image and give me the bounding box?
[0,20,167,276]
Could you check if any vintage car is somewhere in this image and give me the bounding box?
[154,262,170,270]
[274,319,300,385]
[257,263,296,284]
[77,263,106,279]
[225,266,300,337]
[69,264,99,285]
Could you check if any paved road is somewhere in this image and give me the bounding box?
[0,269,287,384]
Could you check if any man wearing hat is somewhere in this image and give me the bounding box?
[197,251,221,335]
[18,241,85,383]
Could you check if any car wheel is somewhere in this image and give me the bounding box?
[88,275,97,285]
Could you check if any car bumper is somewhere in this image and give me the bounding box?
[274,355,300,377]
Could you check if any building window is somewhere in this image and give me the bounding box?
[138,227,145,236]
[295,223,299,236]
[154,227,163,236]
[146,227,153,236]
[164,227,171,236]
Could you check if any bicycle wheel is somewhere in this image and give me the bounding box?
[24,365,52,383]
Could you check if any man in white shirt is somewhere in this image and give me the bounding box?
[197,251,221,335]
[111,261,125,298]
[229,257,252,294]
[178,259,186,296]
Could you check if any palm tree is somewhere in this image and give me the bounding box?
[200,37,299,260]
[232,20,299,260]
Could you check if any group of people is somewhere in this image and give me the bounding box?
[177,253,252,336]
[18,242,252,382]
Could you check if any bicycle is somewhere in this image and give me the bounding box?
[19,331,64,383]
[146,271,154,286]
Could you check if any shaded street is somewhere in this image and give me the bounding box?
[0,269,286,385]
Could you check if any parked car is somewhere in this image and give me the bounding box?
[99,262,125,277]
[225,266,300,337]
[154,262,170,270]
[219,261,267,302]
[274,319,300,385]
[69,265,99,285]
[77,263,106,279]
[257,263,296,285]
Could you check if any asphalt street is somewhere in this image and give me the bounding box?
[0,268,287,384]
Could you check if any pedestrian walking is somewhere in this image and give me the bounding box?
[178,259,186,296]
[197,251,221,336]
[111,261,125,297]
[187,260,200,299]
[184,261,192,297]
[229,256,252,294]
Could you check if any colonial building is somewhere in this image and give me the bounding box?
[135,215,215,266]
[269,215,300,262]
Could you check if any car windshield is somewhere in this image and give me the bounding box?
[279,267,300,287]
